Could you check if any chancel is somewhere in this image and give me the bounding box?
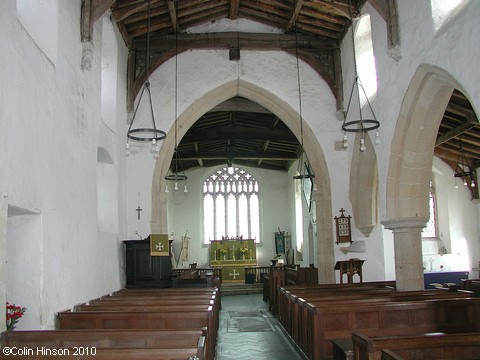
[2,1,480,359]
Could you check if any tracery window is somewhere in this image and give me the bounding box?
[203,167,260,244]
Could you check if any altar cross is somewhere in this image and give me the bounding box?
[229,269,240,280]
[136,206,143,220]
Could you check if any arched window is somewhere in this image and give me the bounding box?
[422,181,438,239]
[354,14,378,104]
[203,167,260,243]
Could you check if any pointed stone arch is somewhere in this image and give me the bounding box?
[151,79,335,283]
[384,64,464,290]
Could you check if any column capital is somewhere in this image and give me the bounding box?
[381,217,428,232]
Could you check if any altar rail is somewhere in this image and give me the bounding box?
[245,266,276,283]
[172,267,223,286]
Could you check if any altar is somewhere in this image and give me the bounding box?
[209,238,257,283]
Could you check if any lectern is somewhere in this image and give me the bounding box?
[335,259,365,284]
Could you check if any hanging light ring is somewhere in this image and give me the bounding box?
[127,128,166,142]
[165,173,188,181]
[342,119,380,133]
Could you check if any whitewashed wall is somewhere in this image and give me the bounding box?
[0,1,128,329]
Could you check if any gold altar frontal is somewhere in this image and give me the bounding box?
[209,239,257,283]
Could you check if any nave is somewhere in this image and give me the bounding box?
[216,293,304,360]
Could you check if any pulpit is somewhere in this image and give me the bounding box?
[335,258,365,284]
[209,238,257,283]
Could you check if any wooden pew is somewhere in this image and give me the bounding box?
[1,329,207,360]
[294,289,473,354]
[0,347,204,360]
[306,297,480,360]
[352,331,480,360]
[56,306,216,360]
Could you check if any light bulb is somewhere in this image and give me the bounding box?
[184,184,188,193]
[360,138,366,152]
[464,178,468,186]
[471,179,475,187]
[165,184,169,193]
[454,177,459,189]
[374,129,381,145]
[150,139,158,154]
[342,133,348,149]
[313,183,317,191]
[126,142,130,157]
[174,181,179,191]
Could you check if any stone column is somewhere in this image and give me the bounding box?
[382,217,427,291]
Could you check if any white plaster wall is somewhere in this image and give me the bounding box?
[0,1,127,328]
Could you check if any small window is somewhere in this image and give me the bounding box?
[430,0,468,32]
[203,167,260,244]
[354,14,378,104]
[422,181,438,239]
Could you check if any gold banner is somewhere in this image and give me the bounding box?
[150,234,169,256]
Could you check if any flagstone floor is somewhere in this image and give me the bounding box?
[215,293,306,360]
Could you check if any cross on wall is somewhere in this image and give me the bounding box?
[136,206,143,220]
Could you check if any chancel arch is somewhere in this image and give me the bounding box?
[151,79,336,283]
[383,64,467,290]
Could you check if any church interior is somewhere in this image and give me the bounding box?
[1,0,480,357]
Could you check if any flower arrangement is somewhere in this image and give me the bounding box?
[240,247,249,255]
[6,302,27,331]
[219,248,227,255]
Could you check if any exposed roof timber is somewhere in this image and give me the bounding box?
[179,150,297,161]
[286,0,305,32]
[167,0,178,32]
[436,121,478,147]
[112,1,149,22]
[133,32,337,51]
[230,0,240,19]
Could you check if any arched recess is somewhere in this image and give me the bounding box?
[386,65,464,220]
[350,133,378,237]
[151,79,335,283]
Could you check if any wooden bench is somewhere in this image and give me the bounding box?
[352,331,480,360]
[305,297,480,360]
[293,289,473,355]
[0,347,204,360]
[1,329,207,360]
[55,306,216,360]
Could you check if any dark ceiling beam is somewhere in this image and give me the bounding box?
[134,31,337,51]
[81,0,116,42]
[111,1,149,22]
[436,121,478,146]
[181,126,298,143]
[179,151,298,161]
[229,0,240,19]
[286,0,305,32]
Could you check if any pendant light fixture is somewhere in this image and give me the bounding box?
[453,138,476,189]
[165,3,187,193]
[341,0,380,152]
[126,0,166,159]
[292,29,315,187]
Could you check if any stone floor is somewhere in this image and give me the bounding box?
[215,293,306,360]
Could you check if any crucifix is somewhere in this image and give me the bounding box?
[136,206,143,220]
